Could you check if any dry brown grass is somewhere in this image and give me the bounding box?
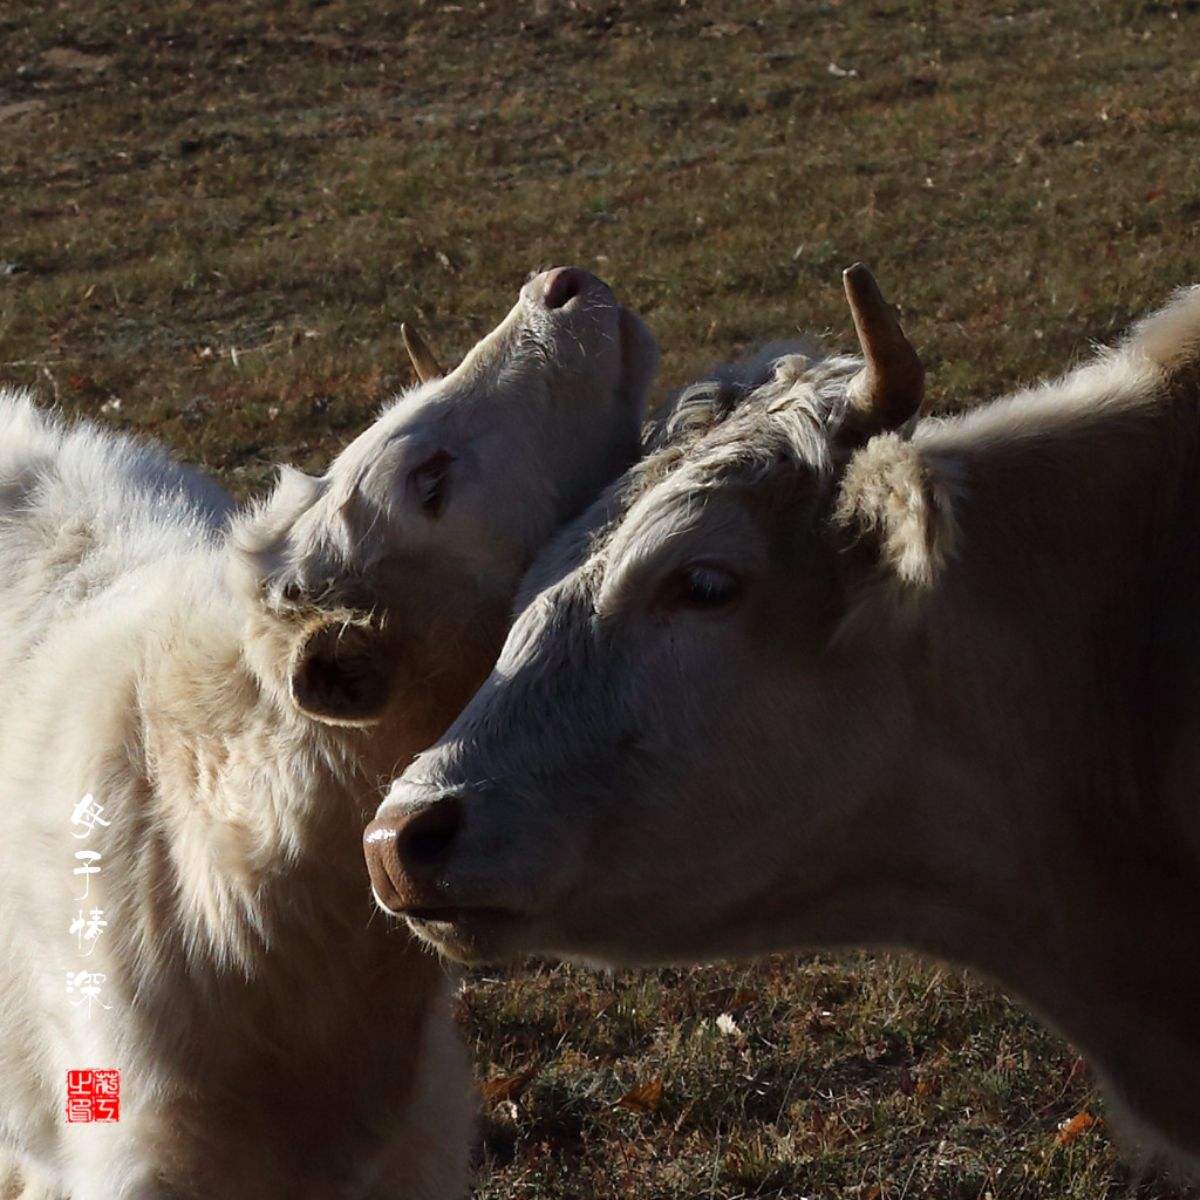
[3,1,1199,1194]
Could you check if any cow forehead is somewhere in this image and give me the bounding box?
[592,412,826,574]
[621,355,854,522]
[332,362,523,483]
[514,345,859,623]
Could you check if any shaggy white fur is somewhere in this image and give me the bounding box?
[0,391,471,1199]
[0,269,658,1198]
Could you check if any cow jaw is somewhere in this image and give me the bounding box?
[403,909,526,964]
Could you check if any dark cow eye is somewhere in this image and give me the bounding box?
[670,563,742,610]
[409,451,454,518]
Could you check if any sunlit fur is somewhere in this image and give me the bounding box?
[0,272,657,1197]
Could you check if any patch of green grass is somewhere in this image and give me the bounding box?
[3,1,1199,1194]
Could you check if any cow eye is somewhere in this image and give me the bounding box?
[409,451,454,518]
[669,563,742,610]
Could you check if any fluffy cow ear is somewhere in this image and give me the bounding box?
[837,264,925,444]
[835,435,956,589]
[289,620,392,725]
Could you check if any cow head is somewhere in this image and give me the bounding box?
[364,265,955,964]
[232,267,658,756]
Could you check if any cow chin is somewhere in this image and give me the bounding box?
[403,907,528,965]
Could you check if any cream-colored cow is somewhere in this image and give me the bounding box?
[373,269,1200,1171]
[0,267,657,1198]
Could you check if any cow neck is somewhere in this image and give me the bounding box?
[900,381,1200,1163]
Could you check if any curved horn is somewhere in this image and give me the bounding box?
[842,263,924,434]
[401,321,443,383]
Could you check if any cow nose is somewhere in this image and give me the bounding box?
[363,797,464,913]
[533,266,592,310]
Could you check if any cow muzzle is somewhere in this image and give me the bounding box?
[364,789,530,963]
[522,265,607,312]
[362,796,465,916]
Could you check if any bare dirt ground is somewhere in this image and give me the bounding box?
[3,1,1199,1195]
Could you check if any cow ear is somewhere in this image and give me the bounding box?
[835,435,956,589]
[837,264,925,445]
[289,619,392,725]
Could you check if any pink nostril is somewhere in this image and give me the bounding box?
[540,266,589,310]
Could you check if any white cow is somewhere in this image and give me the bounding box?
[0,266,657,1198]
[370,268,1200,1171]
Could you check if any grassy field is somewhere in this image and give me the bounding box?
[4,0,1199,1195]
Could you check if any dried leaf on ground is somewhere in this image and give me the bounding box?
[616,1077,664,1114]
[480,1066,538,1108]
[716,1012,744,1039]
[1055,1111,1099,1145]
